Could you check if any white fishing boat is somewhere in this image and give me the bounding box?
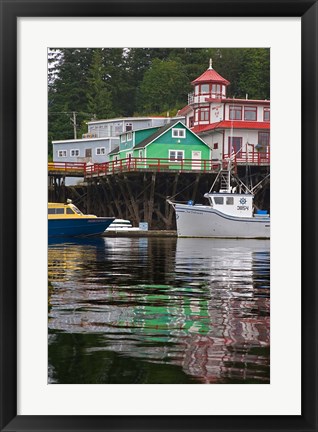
[168,162,270,239]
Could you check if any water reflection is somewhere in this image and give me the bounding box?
[48,237,270,384]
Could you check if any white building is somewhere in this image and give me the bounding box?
[178,60,270,165]
[52,117,181,165]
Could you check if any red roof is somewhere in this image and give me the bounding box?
[177,104,192,116]
[191,68,230,86]
[224,98,270,105]
[192,121,270,134]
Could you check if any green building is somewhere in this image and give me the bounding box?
[108,120,212,171]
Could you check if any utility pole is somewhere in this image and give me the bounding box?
[70,111,77,139]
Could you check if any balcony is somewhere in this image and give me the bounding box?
[188,92,225,105]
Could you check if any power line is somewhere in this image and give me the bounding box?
[49,111,96,139]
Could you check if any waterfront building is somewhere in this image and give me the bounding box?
[108,120,212,169]
[86,116,179,139]
[52,136,119,166]
[178,60,270,164]
[52,116,182,165]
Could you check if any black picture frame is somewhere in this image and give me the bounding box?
[0,1,317,431]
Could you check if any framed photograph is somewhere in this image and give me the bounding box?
[1,1,317,431]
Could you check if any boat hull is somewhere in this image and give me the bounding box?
[48,217,114,238]
[175,204,270,239]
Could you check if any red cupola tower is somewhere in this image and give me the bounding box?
[187,60,230,128]
[191,59,230,101]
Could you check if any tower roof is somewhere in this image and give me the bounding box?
[191,60,230,86]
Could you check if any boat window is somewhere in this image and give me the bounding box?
[71,206,83,215]
[48,208,64,214]
[214,197,224,205]
[226,197,234,205]
[66,208,75,214]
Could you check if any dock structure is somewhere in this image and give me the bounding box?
[48,159,270,230]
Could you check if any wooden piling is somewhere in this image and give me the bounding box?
[48,166,270,229]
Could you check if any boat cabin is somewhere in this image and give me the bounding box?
[203,193,254,218]
[48,202,85,217]
[108,219,133,228]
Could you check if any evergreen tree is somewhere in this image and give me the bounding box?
[48,47,270,157]
[86,49,114,120]
[237,48,270,100]
[136,58,189,114]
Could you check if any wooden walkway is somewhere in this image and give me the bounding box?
[48,162,86,177]
[48,153,270,179]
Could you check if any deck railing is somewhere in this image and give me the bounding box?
[223,150,270,166]
[48,162,86,175]
[85,158,223,178]
[48,152,270,179]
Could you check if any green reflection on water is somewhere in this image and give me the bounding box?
[48,237,270,384]
[112,284,211,342]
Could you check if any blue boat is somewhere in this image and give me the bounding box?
[48,201,115,237]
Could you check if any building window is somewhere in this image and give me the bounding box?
[127,132,132,141]
[264,108,270,121]
[126,152,132,160]
[169,150,184,161]
[172,128,186,138]
[85,149,92,158]
[58,150,67,157]
[198,107,209,122]
[70,149,79,157]
[212,84,222,96]
[213,143,218,150]
[258,132,270,148]
[229,105,242,120]
[125,123,132,131]
[244,106,257,121]
[96,147,106,155]
[114,124,122,135]
[189,117,194,128]
[121,134,126,143]
[200,84,209,94]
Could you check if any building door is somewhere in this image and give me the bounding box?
[258,132,270,159]
[192,150,201,170]
[85,148,92,158]
[229,137,242,158]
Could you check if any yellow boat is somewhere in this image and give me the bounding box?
[48,201,115,237]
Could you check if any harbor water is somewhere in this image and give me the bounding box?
[48,237,270,384]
